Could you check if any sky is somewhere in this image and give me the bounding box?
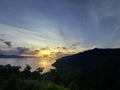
[0,0,120,57]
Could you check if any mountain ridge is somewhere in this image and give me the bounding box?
[52,48,120,69]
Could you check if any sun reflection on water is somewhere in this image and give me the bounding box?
[38,58,56,73]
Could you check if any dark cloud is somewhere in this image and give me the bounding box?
[0,39,13,48]
[72,42,81,46]
[57,47,60,49]
[56,47,67,49]
[31,50,40,54]
[0,46,35,55]
[16,47,29,54]
[72,44,77,46]
[70,47,76,49]
[62,47,67,49]
[33,50,40,53]
[55,51,69,58]
[0,39,4,41]
[4,41,12,47]
[40,47,49,50]
[0,50,18,55]
[77,42,80,44]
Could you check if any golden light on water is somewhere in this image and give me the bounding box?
[19,49,71,73]
[39,60,48,67]
[38,58,56,73]
[19,54,36,57]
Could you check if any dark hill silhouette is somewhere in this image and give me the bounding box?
[53,48,120,69]
[52,48,120,89]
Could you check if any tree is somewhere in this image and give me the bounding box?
[22,64,32,79]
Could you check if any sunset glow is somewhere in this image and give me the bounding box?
[35,50,54,58]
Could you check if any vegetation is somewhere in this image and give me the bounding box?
[0,64,68,90]
[0,63,117,90]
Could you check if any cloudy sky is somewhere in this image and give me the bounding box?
[0,0,120,56]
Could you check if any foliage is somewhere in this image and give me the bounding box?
[0,64,68,90]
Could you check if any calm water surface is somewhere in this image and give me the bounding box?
[0,58,56,73]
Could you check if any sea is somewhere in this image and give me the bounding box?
[0,58,56,73]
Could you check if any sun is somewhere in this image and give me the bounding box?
[35,50,51,58]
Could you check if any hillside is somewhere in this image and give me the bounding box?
[53,48,120,69]
[52,48,120,89]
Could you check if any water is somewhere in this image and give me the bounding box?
[0,58,56,73]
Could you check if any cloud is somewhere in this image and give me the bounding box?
[0,39,4,41]
[62,47,67,49]
[0,49,18,55]
[16,47,29,54]
[55,51,69,58]
[40,47,49,50]
[70,47,76,49]
[0,46,35,55]
[0,38,13,48]
[56,46,67,49]
[71,42,80,47]
[4,41,12,47]
[72,44,77,46]
[49,51,67,58]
